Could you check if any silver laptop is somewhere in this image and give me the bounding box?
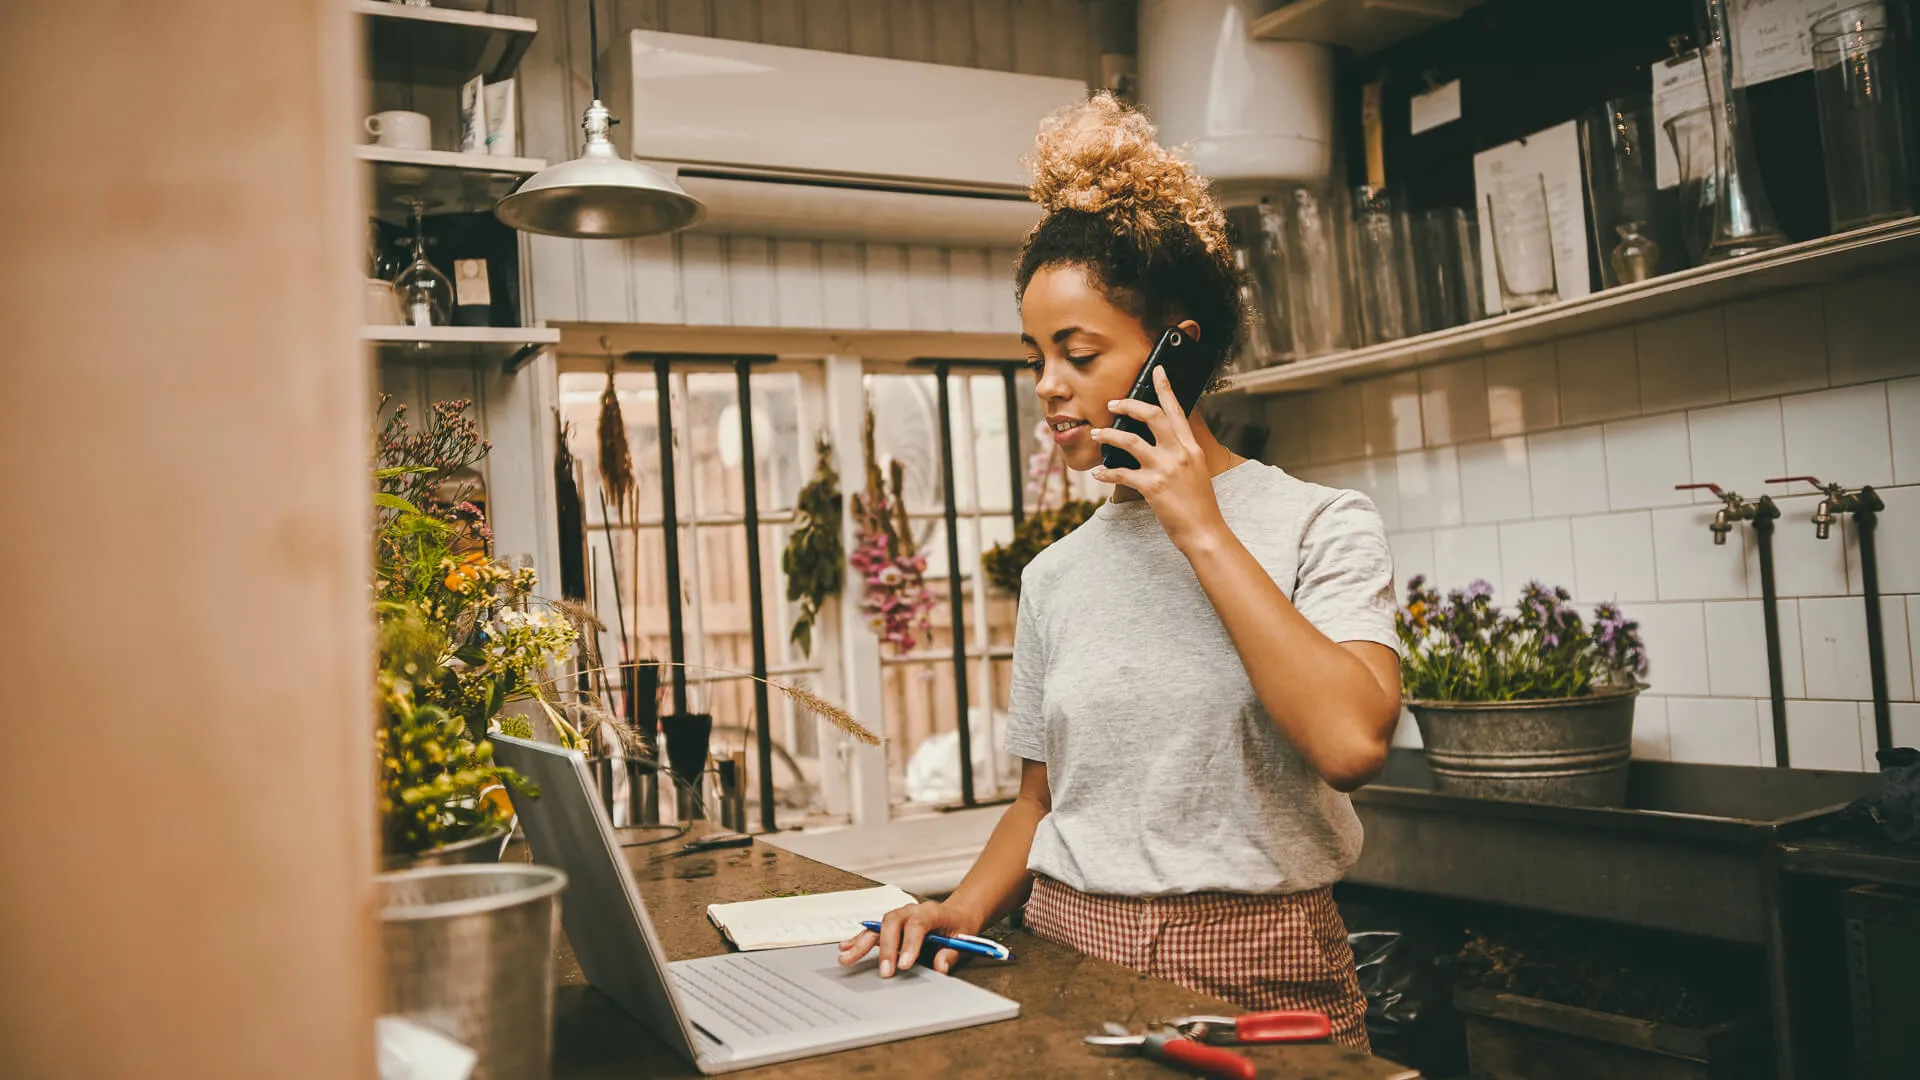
[491,735,1018,1074]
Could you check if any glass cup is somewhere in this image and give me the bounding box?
[1485,174,1558,311]
[1410,207,1483,330]
[1665,106,1720,266]
[1280,186,1349,357]
[1811,3,1914,230]
[1349,186,1414,344]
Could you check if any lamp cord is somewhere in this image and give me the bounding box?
[588,0,601,103]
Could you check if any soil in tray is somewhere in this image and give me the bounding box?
[1454,920,1766,1028]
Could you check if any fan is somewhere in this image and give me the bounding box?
[867,376,944,556]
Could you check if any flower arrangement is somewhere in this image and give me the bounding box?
[781,433,844,658]
[983,420,1099,592]
[848,405,935,653]
[1397,576,1648,703]
[374,398,583,858]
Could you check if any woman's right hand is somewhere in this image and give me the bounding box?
[837,900,978,977]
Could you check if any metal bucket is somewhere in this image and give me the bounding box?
[1409,688,1640,806]
[378,864,567,1080]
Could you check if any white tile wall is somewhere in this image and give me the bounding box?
[1638,308,1730,412]
[1890,376,1920,485]
[1485,343,1559,437]
[1686,399,1787,504]
[1781,383,1895,489]
[1798,595,1914,701]
[1386,529,1434,596]
[1270,283,1920,771]
[1558,327,1640,424]
[1528,425,1610,517]
[1500,518,1577,595]
[1433,525,1506,600]
[1572,511,1659,603]
[1704,599,1805,698]
[1725,289,1828,400]
[1787,699,1867,770]
[1750,492,1851,598]
[1361,371,1424,457]
[1633,695,1671,761]
[1652,504,1749,600]
[1667,697,1764,765]
[1421,358,1491,446]
[1460,437,1533,523]
[1262,395,1313,469]
[1396,447,1465,530]
[1637,602,1712,696]
[1604,413,1694,510]
[1887,701,1920,750]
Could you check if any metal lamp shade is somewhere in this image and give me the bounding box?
[495,100,704,239]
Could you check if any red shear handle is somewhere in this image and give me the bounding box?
[1235,1010,1333,1043]
[1145,1033,1258,1080]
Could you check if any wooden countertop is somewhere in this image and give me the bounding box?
[544,831,1417,1079]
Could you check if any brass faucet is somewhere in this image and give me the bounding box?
[1675,482,1778,544]
[1767,476,1884,539]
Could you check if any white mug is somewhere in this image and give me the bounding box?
[365,110,431,151]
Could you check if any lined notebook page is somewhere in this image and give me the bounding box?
[706,885,917,951]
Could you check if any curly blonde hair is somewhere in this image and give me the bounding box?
[1017,92,1245,364]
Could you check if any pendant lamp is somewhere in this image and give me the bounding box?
[495,3,704,238]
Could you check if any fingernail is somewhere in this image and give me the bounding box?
[880,959,893,977]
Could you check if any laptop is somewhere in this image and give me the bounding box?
[491,735,1019,1074]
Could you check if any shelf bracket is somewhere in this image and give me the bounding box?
[502,343,542,375]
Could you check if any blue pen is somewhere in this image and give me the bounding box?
[859,921,1013,962]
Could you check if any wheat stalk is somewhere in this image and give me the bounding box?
[555,662,881,747]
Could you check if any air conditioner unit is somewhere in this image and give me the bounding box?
[627,31,1086,247]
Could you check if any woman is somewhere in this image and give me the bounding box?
[839,93,1402,1050]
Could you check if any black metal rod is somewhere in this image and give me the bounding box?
[735,359,777,833]
[935,364,975,807]
[1754,503,1790,768]
[654,357,689,717]
[1002,367,1025,526]
[586,0,601,102]
[1857,500,1892,754]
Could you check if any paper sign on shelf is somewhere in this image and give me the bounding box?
[1472,121,1590,317]
[1731,0,1842,87]
[1652,49,1713,190]
[1410,80,1462,135]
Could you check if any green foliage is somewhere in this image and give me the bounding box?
[781,435,844,658]
[1397,576,1648,703]
[982,499,1099,593]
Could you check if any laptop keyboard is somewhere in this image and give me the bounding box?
[671,956,861,1038]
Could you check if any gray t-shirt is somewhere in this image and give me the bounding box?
[1003,460,1400,897]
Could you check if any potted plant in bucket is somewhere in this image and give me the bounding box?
[1398,577,1648,807]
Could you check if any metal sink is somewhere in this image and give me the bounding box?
[1347,750,1880,944]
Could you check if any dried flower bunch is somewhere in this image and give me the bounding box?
[782,434,845,658]
[984,423,1097,593]
[848,406,935,653]
[1397,577,1648,703]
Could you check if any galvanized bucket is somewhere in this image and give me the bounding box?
[378,864,568,1080]
[1409,687,1640,807]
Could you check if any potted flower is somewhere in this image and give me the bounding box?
[1397,577,1648,807]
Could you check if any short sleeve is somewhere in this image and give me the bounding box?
[1001,587,1049,762]
[1293,490,1403,658]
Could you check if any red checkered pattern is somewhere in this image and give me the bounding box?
[1024,875,1370,1051]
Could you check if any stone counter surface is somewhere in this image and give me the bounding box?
[542,834,1414,1080]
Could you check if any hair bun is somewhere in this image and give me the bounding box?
[1025,92,1228,261]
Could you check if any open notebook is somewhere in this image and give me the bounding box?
[705,884,917,952]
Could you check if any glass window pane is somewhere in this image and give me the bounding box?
[861,373,945,516]
[969,374,1013,514]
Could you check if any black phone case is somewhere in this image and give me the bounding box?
[1100,328,1216,472]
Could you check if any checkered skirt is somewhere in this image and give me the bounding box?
[1024,875,1370,1051]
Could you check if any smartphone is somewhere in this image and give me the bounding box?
[1100,327,1218,472]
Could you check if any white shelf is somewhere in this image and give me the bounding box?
[1249,0,1483,57]
[354,1,538,85]
[1229,215,1920,397]
[364,324,560,368]
[358,146,545,220]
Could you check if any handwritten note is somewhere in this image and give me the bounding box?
[1732,0,1843,87]
[1410,80,1462,135]
[706,884,918,952]
[1472,121,1591,315]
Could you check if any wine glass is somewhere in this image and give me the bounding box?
[392,196,452,328]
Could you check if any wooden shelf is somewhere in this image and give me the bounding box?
[354,1,538,85]
[1249,0,1484,57]
[1229,215,1920,397]
[364,324,560,368]
[358,146,545,220]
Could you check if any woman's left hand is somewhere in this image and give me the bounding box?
[1090,366,1228,552]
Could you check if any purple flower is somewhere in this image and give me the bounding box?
[1466,579,1495,601]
